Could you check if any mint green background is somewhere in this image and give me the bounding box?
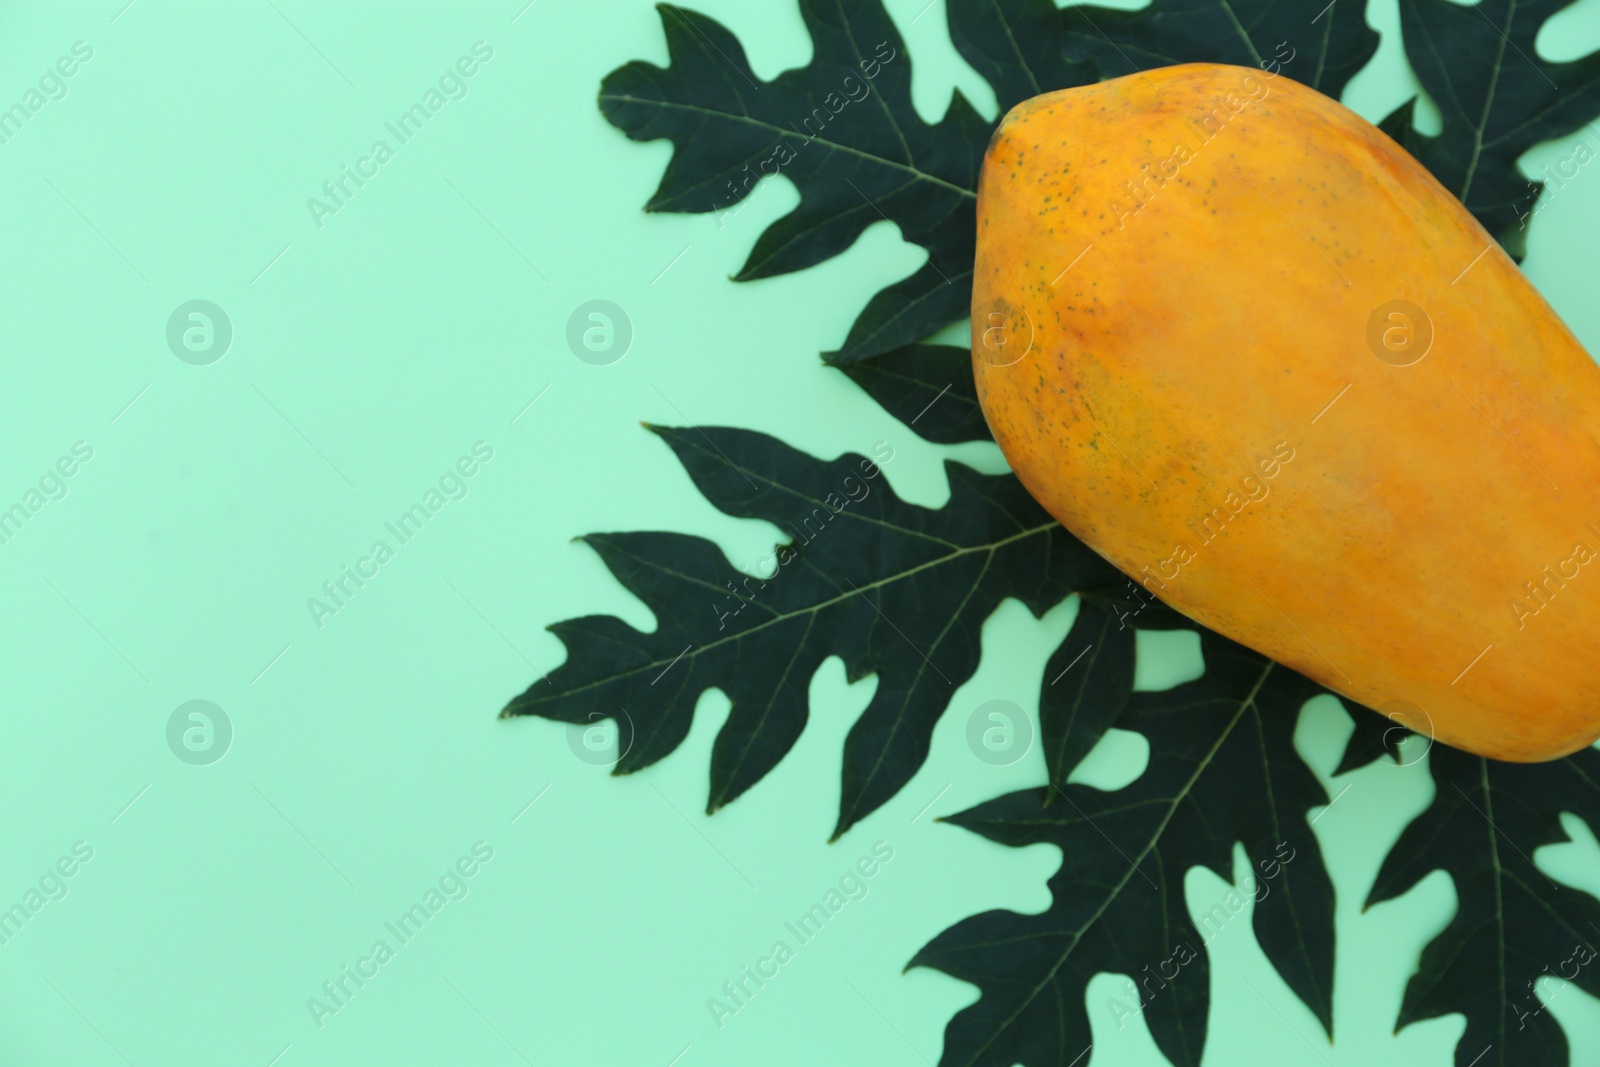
[1,0,1598,1064]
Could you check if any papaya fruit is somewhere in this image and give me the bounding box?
[971,62,1600,761]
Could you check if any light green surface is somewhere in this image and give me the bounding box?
[1,0,1598,1064]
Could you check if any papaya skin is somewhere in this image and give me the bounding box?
[972,62,1600,762]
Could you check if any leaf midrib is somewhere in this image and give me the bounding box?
[958,660,1278,1066]
[1461,0,1515,204]
[1482,757,1508,1065]
[516,520,1058,707]
[599,94,978,200]
[1217,0,1264,68]
[837,549,999,836]
[664,430,969,550]
[992,0,1043,98]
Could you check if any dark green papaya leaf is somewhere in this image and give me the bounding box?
[913,632,1335,1067]
[1378,96,1420,154]
[1060,0,1378,96]
[572,3,1600,1063]
[1388,0,1600,260]
[1332,697,1410,776]
[1368,745,1600,1067]
[1036,580,1202,794]
[1081,578,1194,635]
[598,0,986,362]
[502,424,1123,837]
[948,0,1092,114]
[835,343,990,444]
[601,0,1571,374]
[1038,596,1136,790]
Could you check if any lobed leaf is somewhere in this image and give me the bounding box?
[502,425,1123,838]
[1389,0,1600,259]
[836,343,992,444]
[555,2,1600,1062]
[913,632,1335,1067]
[1369,746,1600,1067]
[1061,0,1378,96]
[599,0,986,362]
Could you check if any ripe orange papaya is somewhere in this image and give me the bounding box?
[972,62,1600,761]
